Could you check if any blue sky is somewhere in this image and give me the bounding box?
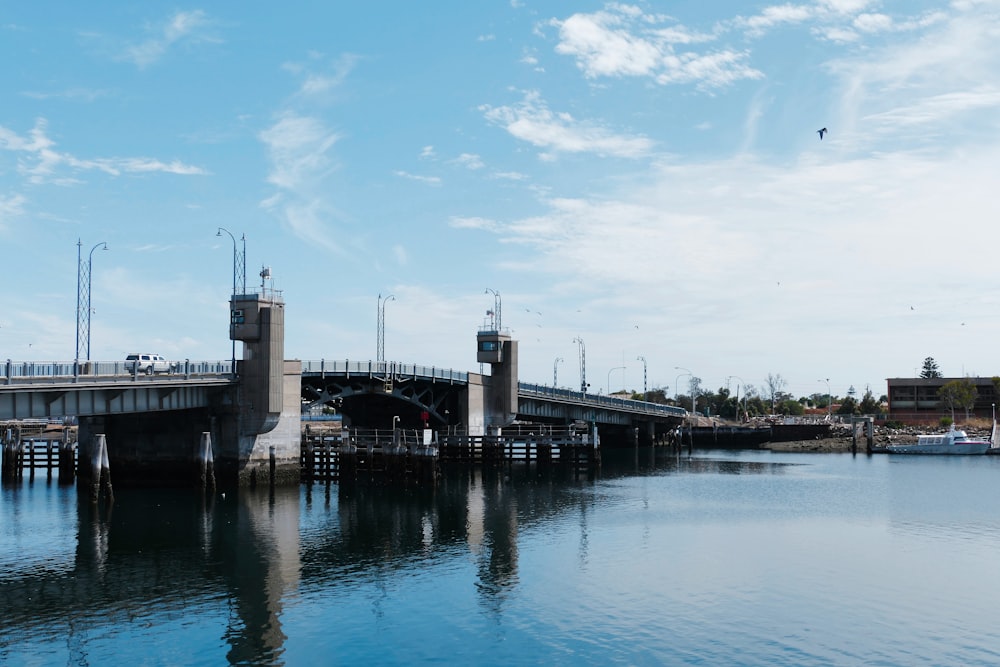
[3,0,999,402]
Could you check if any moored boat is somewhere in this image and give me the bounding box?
[885,424,992,455]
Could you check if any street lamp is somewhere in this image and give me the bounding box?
[573,336,587,393]
[217,228,245,372]
[728,375,746,421]
[819,378,832,418]
[675,366,692,413]
[636,355,647,396]
[484,288,501,330]
[608,366,625,396]
[76,239,108,362]
[377,293,395,362]
[553,357,563,387]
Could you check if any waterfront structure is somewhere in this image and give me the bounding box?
[886,376,998,423]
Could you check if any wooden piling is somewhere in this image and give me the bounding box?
[90,434,113,504]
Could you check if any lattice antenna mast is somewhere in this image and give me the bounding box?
[76,239,107,362]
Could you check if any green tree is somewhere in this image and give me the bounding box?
[858,388,882,415]
[938,378,977,421]
[837,396,859,415]
[778,399,804,416]
[920,357,942,378]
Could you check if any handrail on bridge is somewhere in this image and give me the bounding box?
[517,382,688,417]
[1,359,235,385]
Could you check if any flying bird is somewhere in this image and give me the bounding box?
[817,128,827,140]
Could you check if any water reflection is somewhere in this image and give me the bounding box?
[5,449,948,666]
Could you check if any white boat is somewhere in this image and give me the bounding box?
[886,424,992,455]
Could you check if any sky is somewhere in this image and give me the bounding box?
[2,0,1000,403]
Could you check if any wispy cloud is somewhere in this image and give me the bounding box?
[0,118,206,184]
[121,10,217,68]
[259,113,344,251]
[283,53,360,99]
[480,90,653,158]
[449,215,501,231]
[0,193,26,228]
[453,153,484,170]
[394,170,442,185]
[551,5,761,89]
[21,88,110,102]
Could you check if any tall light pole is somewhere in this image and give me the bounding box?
[675,366,692,413]
[608,366,626,396]
[728,375,746,421]
[573,336,587,393]
[76,239,107,362]
[553,357,563,387]
[217,228,245,371]
[377,293,395,362]
[636,356,648,396]
[819,378,832,418]
[484,288,501,330]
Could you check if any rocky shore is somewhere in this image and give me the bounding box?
[760,423,993,453]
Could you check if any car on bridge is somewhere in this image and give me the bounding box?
[125,353,174,375]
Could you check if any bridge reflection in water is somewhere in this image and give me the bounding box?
[0,450,780,664]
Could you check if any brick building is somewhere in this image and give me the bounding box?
[886,376,998,424]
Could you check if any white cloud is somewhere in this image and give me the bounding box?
[420,145,436,159]
[551,5,762,89]
[393,170,442,185]
[0,193,26,227]
[0,118,206,184]
[480,91,654,158]
[454,153,485,170]
[259,113,343,251]
[449,216,501,231]
[121,10,217,69]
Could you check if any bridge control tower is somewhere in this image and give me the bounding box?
[224,267,300,486]
[476,325,518,429]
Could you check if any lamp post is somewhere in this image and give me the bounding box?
[216,228,245,372]
[728,375,746,421]
[76,239,108,363]
[573,336,587,393]
[377,293,395,363]
[484,288,501,330]
[675,366,692,413]
[553,357,563,387]
[636,355,647,396]
[819,378,832,418]
[608,366,625,396]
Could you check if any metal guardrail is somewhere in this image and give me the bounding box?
[0,359,235,385]
[0,358,686,418]
[300,360,469,383]
[517,382,688,417]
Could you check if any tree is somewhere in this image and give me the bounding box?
[837,396,859,415]
[920,357,942,378]
[938,379,977,421]
[764,373,787,413]
[859,389,882,415]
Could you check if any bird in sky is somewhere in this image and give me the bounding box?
[817,127,828,140]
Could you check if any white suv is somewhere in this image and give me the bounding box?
[125,353,173,375]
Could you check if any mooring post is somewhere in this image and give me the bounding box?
[198,432,215,491]
[90,434,113,504]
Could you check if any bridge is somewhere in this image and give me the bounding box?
[0,358,685,436]
[0,290,687,487]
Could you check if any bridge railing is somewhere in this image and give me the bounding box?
[300,360,468,383]
[518,382,688,417]
[1,359,235,384]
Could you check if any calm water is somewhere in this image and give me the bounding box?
[3,449,1000,666]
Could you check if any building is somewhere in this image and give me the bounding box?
[886,377,998,424]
